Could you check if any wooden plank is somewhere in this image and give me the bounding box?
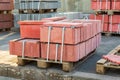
[96,45,120,74]
[62,62,73,72]
[19,9,57,14]
[37,60,50,68]
[102,32,120,37]
[16,49,96,72]
[0,11,12,14]
[97,59,106,64]
[96,63,105,74]
[95,10,120,15]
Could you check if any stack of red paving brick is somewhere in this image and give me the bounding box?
[91,0,111,10]
[40,20,101,62]
[91,0,120,34]
[9,16,101,63]
[89,14,109,32]
[9,17,65,58]
[109,15,120,33]
[0,0,14,30]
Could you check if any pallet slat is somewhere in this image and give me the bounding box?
[96,45,120,74]
[17,49,96,72]
[95,10,120,15]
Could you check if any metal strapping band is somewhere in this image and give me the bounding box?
[46,26,52,61]
[114,0,116,9]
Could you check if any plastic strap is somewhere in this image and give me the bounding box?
[100,0,102,10]
[106,0,108,10]
[38,0,40,10]
[32,0,34,20]
[32,0,34,10]
[25,0,28,20]
[97,0,99,10]
[25,0,27,10]
[19,0,21,20]
[32,14,35,20]
[110,16,112,32]
[99,20,101,33]
[102,15,105,32]
[19,0,21,9]
[118,24,120,34]
[95,14,96,20]
[37,0,41,20]
[22,41,26,59]
[46,26,52,61]
[55,44,59,62]
[60,27,66,63]
[113,0,116,9]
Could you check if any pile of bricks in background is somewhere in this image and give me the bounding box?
[14,0,61,28]
[9,16,102,71]
[0,0,14,31]
[14,12,90,28]
[90,0,120,34]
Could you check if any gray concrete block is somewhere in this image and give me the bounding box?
[15,0,59,3]
[30,13,55,20]
[14,13,56,28]
[13,12,91,28]
[15,1,61,9]
[52,12,90,19]
[14,14,31,28]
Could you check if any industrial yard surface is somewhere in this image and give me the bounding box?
[0,31,120,80]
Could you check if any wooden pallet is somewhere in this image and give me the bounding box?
[19,9,57,14]
[0,10,12,14]
[17,49,96,72]
[95,10,120,15]
[0,28,11,32]
[102,32,120,37]
[96,45,120,74]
